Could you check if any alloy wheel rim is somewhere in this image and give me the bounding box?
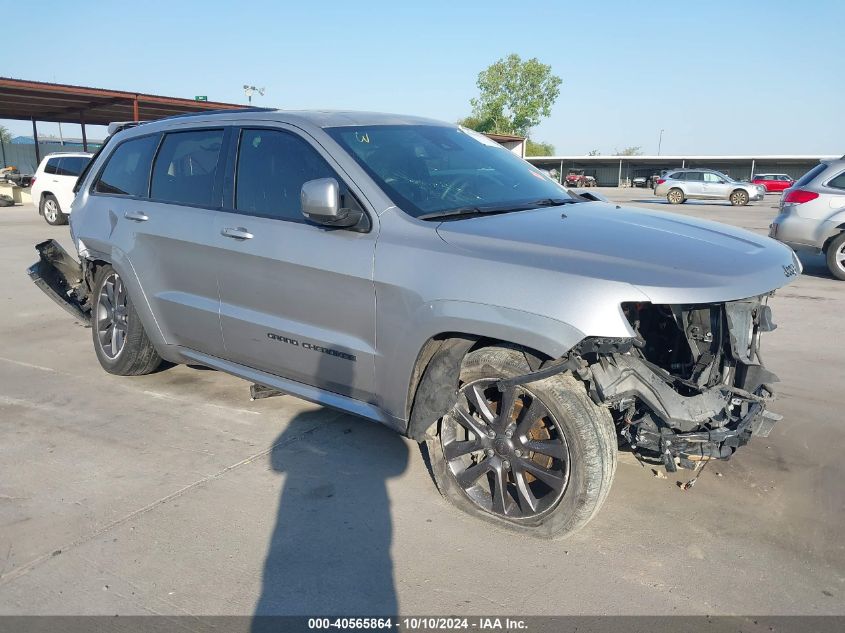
[44,200,57,222]
[669,191,681,203]
[837,243,845,272]
[441,379,571,520]
[96,272,128,359]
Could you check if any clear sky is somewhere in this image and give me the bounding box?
[4,0,843,155]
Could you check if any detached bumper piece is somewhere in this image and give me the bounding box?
[578,297,783,472]
[27,239,90,323]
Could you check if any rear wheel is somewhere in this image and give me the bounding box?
[426,346,617,538]
[667,188,684,204]
[91,265,162,375]
[41,195,67,226]
[730,189,750,206]
[826,232,845,281]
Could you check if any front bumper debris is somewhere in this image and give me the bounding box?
[517,296,786,472]
[27,239,90,323]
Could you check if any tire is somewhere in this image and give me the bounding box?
[91,264,162,376]
[426,346,617,538]
[667,188,684,204]
[730,189,750,206]
[825,232,845,281]
[41,194,67,226]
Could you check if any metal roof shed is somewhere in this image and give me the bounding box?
[0,77,244,164]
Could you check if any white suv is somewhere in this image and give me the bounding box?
[30,152,92,225]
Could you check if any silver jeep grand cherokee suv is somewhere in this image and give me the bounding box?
[29,110,801,537]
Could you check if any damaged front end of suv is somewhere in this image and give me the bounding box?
[573,296,782,472]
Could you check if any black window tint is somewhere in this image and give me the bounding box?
[54,156,89,177]
[794,163,828,187]
[828,172,845,190]
[43,159,60,175]
[150,129,224,206]
[95,135,159,196]
[668,172,685,180]
[686,172,704,182]
[236,128,336,221]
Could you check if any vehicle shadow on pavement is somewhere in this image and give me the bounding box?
[794,252,837,280]
[252,405,409,625]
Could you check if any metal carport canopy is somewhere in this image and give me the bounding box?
[0,77,244,125]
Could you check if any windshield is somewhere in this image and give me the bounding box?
[325,125,568,219]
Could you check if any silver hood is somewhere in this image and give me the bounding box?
[436,202,800,304]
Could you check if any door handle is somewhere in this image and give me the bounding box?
[124,211,149,222]
[221,226,254,240]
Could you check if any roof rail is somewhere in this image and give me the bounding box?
[107,121,147,135]
[107,108,275,135]
[159,107,276,122]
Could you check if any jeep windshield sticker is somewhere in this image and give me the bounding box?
[267,332,356,362]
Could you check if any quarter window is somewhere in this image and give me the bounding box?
[668,172,685,180]
[828,172,845,190]
[151,129,224,207]
[235,128,336,221]
[94,135,159,197]
[43,159,60,175]
[54,156,89,177]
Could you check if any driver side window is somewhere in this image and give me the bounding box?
[235,128,337,222]
[150,129,224,206]
[703,172,723,183]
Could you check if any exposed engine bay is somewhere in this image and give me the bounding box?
[571,296,782,471]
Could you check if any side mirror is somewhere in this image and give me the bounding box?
[300,178,365,230]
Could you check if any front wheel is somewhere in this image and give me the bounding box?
[92,265,162,375]
[426,346,617,538]
[41,195,67,225]
[667,188,684,204]
[826,232,845,281]
[730,189,750,206]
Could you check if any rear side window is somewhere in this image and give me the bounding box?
[151,129,224,207]
[54,156,89,177]
[828,171,845,190]
[235,128,336,221]
[43,159,60,175]
[686,172,704,182]
[794,163,828,188]
[94,135,159,197]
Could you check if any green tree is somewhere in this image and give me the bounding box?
[456,114,495,133]
[0,125,11,144]
[587,149,601,156]
[526,139,555,156]
[468,54,562,137]
[617,146,643,156]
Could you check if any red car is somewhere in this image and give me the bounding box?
[751,173,794,192]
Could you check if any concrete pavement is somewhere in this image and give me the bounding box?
[0,194,842,615]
